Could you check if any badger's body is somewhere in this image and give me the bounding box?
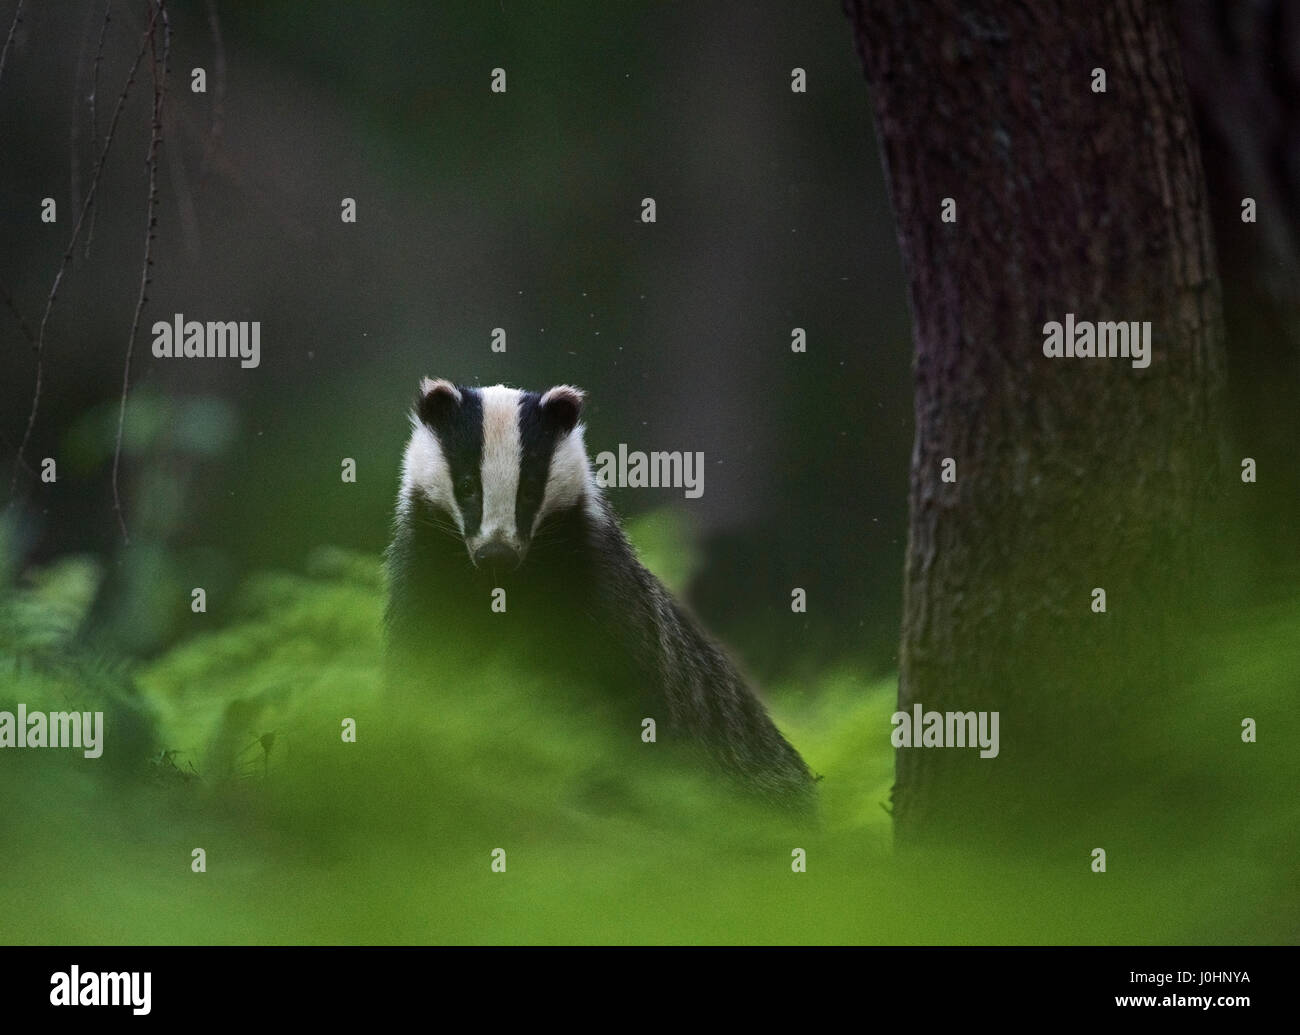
[384,379,815,813]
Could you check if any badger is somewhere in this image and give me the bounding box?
[384,378,816,814]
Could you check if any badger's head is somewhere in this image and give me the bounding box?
[399,379,596,572]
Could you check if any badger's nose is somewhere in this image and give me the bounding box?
[473,541,520,571]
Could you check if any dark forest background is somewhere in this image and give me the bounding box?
[1,1,1296,945]
[2,0,911,680]
[4,2,1296,678]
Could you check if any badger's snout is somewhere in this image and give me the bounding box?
[472,539,521,572]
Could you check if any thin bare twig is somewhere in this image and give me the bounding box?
[7,1,161,502]
[0,0,24,89]
[70,3,101,229]
[111,0,169,544]
[84,0,114,259]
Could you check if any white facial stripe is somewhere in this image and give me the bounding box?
[534,424,593,534]
[399,416,462,531]
[478,385,522,544]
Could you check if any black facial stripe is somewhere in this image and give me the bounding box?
[422,386,483,537]
[515,393,564,536]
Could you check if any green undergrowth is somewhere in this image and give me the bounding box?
[0,513,1295,944]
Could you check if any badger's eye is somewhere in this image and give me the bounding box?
[455,474,478,497]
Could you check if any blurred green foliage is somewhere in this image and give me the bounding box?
[0,511,1296,944]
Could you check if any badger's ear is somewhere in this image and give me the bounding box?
[539,384,584,434]
[417,377,463,428]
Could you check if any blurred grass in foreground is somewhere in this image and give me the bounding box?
[0,512,1295,944]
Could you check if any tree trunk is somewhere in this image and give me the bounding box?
[843,1,1228,844]
[1176,0,1300,585]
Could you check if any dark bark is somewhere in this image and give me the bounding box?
[1176,1,1300,581]
[843,1,1228,843]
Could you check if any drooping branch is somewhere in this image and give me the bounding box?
[84,0,114,259]
[111,0,169,544]
[0,0,24,90]
[6,1,160,503]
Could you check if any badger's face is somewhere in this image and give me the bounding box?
[400,379,594,572]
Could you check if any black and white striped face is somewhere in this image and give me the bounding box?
[399,380,594,571]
